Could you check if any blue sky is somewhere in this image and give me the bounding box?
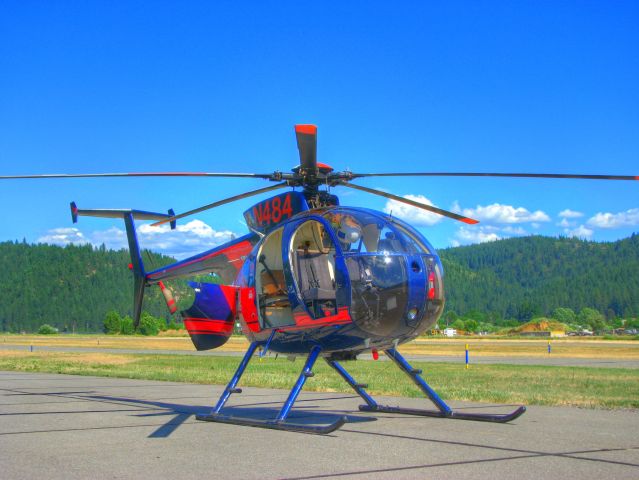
[1,1,637,258]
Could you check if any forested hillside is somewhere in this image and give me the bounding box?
[0,241,185,332]
[1,234,638,332]
[439,234,639,320]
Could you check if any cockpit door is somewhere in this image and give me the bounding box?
[283,217,352,326]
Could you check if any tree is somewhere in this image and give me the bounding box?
[608,317,623,329]
[103,310,122,334]
[154,316,167,332]
[451,319,465,331]
[37,324,58,334]
[552,307,576,324]
[465,310,486,322]
[120,316,135,335]
[444,311,458,327]
[137,312,160,336]
[516,301,542,322]
[167,319,181,331]
[464,319,479,333]
[578,307,606,332]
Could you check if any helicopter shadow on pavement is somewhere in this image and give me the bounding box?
[86,393,376,438]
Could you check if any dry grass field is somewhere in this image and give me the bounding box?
[3,334,639,359]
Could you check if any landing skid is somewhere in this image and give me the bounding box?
[196,342,345,434]
[198,343,524,435]
[195,413,346,434]
[327,347,526,424]
[358,404,526,423]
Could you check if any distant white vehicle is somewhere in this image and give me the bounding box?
[580,329,593,336]
[443,328,457,337]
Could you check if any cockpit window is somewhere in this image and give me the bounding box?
[322,209,429,255]
[388,222,432,254]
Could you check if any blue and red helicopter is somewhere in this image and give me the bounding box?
[3,124,637,433]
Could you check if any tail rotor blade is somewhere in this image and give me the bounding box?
[338,182,479,225]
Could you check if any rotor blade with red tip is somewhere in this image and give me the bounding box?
[337,182,479,224]
[151,182,289,227]
[0,172,274,180]
[295,124,318,176]
[349,172,639,181]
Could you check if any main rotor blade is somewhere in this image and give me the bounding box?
[0,172,274,180]
[349,172,639,181]
[295,124,318,176]
[338,182,479,225]
[151,182,289,226]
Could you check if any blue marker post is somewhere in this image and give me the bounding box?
[548,340,551,355]
[465,343,469,369]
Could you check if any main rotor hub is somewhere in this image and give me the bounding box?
[291,163,334,175]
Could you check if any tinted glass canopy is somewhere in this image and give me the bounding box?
[321,207,434,256]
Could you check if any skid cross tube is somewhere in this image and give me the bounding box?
[210,341,259,414]
[325,358,377,408]
[196,343,346,434]
[277,345,322,421]
[384,347,452,415]
[332,349,525,423]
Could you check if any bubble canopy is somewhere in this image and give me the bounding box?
[321,207,438,257]
[296,207,442,337]
[241,205,444,346]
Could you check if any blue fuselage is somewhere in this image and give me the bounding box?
[235,206,445,355]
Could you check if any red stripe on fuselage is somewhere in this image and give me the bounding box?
[184,318,234,335]
[240,287,260,332]
[291,306,351,328]
[277,317,352,332]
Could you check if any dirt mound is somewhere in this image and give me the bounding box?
[512,318,568,333]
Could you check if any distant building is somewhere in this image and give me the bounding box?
[519,330,566,338]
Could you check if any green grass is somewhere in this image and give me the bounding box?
[1,351,638,409]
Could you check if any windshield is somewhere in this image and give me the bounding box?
[322,208,431,255]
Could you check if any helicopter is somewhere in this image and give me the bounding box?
[3,124,637,434]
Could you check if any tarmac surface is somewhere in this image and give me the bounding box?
[3,344,639,368]
[1,371,638,479]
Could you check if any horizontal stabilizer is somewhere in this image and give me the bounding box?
[69,201,177,326]
[70,202,177,229]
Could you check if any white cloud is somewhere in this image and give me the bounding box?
[558,209,584,219]
[450,223,528,247]
[564,224,594,239]
[557,209,584,228]
[38,219,240,259]
[37,228,89,246]
[455,203,550,224]
[383,194,443,226]
[452,226,501,246]
[586,208,639,229]
[557,218,576,228]
[91,227,128,250]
